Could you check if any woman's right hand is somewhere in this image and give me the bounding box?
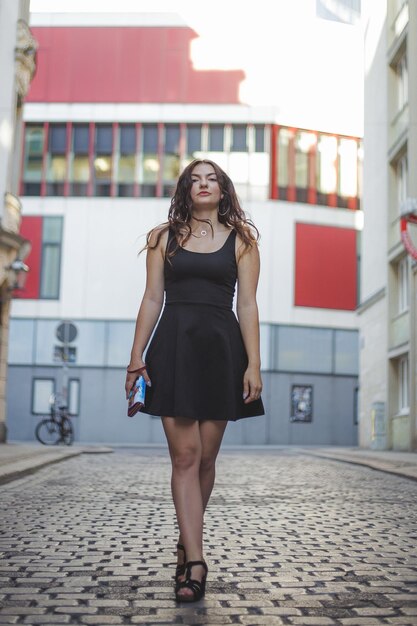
[125,362,152,399]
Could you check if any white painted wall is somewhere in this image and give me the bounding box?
[12,197,360,330]
[361,0,389,301]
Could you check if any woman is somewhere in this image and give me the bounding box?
[125,159,264,602]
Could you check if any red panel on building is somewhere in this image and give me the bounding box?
[294,223,357,310]
[28,27,244,104]
[19,217,43,299]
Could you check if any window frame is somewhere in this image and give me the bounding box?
[31,377,55,415]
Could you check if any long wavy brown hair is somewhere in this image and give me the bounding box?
[143,159,259,259]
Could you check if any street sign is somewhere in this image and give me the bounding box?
[56,321,77,344]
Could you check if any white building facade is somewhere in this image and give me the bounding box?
[7,7,364,445]
[358,0,417,451]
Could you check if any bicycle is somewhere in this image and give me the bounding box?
[35,393,74,446]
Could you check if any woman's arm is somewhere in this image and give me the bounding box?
[125,227,167,398]
[236,236,263,404]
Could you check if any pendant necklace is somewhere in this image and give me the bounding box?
[200,229,207,237]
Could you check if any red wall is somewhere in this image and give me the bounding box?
[294,223,357,310]
[19,217,43,299]
[28,27,245,104]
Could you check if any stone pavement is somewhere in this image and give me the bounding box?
[0,446,417,626]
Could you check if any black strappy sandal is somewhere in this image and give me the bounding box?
[175,560,208,603]
[175,543,186,586]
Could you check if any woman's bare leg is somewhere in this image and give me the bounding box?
[199,419,228,511]
[175,420,228,582]
[162,417,205,598]
[163,418,228,598]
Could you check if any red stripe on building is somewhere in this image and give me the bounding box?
[19,216,43,299]
[28,27,245,104]
[294,223,357,310]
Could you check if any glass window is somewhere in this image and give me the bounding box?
[70,156,89,196]
[23,124,44,195]
[255,125,265,152]
[317,134,337,194]
[40,217,62,299]
[46,156,66,196]
[338,138,358,198]
[94,155,112,196]
[48,124,66,154]
[46,125,67,196]
[68,379,80,416]
[334,329,359,375]
[165,124,180,154]
[277,326,333,374]
[117,155,136,196]
[398,256,409,313]
[295,131,315,201]
[231,125,247,151]
[399,355,409,411]
[143,124,158,153]
[94,125,113,196]
[163,124,180,197]
[73,124,89,154]
[397,154,407,208]
[396,53,408,111]
[95,124,113,154]
[120,124,136,155]
[209,125,224,151]
[32,378,55,414]
[141,124,159,197]
[71,125,90,195]
[277,127,291,198]
[186,124,202,158]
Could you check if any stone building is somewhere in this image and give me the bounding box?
[0,0,36,441]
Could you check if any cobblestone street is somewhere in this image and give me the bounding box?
[0,447,417,626]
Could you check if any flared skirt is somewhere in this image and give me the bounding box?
[140,303,265,421]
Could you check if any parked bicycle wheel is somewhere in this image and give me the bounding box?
[60,416,74,446]
[35,419,61,445]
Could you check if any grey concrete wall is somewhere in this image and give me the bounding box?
[7,366,358,446]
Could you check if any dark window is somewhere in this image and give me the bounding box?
[255,125,265,152]
[209,125,224,151]
[49,124,66,154]
[143,125,158,153]
[23,124,44,196]
[231,125,247,151]
[165,124,180,154]
[187,124,202,155]
[95,125,113,154]
[120,125,136,155]
[73,125,89,154]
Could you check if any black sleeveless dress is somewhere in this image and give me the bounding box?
[140,228,265,421]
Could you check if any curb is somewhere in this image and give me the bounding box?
[300,449,417,482]
[0,446,113,486]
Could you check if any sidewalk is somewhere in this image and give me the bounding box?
[299,445,417,481]
[0,441,416,486]
[0,441,113,485]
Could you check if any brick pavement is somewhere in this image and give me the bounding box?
[0,447,416,626]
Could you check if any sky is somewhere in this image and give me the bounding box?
[30,0,364,136]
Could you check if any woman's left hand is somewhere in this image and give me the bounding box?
[243,365,263,403]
